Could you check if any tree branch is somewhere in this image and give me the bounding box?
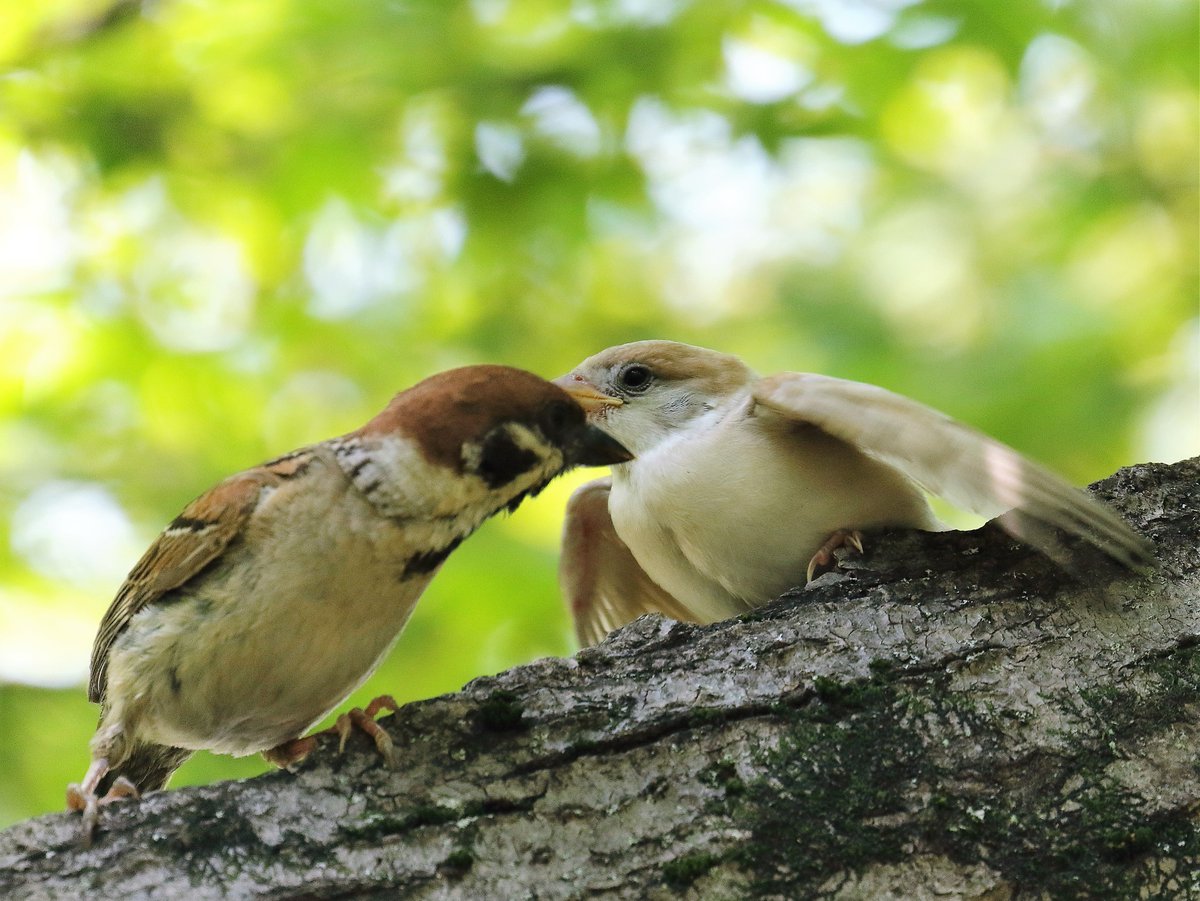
[2,459,1197,900]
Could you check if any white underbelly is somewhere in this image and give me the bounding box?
[610,414,935,618]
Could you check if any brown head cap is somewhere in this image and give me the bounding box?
[357,365,628,472]
[568,340,754,399]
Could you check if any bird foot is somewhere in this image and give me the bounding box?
[66,760,139,848]
[806,529,865,582]
[264,695,402,769]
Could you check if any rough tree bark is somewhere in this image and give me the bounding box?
[1,459,1197,900]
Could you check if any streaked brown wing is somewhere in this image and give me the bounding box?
[88,469,277,704]
[560,478,702,647]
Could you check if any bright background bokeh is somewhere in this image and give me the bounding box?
[0,0,1196,828]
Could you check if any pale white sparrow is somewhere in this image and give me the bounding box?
[555,341,1153,645]
[68,364,632,841]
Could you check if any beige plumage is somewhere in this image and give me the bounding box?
[556,340,1154,646]
[69,365,631,842]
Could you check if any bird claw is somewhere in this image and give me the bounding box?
[846,531,865,555]
[264,695,402,769]
[66,782,88,813]
[806,529,866,582]
[66,767,139,848]
[333,696,401,767]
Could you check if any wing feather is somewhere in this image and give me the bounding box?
[560,478,701,646]
[753,373,1154,571]
[88,469,278,704]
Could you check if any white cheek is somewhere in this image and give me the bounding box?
[591,408,669,457]
[345,436,491,519]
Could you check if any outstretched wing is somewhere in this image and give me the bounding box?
[752,372,1154,571]
[560,478,702,646]
[88,469,277,704]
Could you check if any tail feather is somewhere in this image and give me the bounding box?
[99,743,192,795]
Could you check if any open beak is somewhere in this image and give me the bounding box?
[553,375,625,413]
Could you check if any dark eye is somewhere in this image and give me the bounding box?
[617,364,653,393]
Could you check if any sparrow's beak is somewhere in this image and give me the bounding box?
[554,375,625,413]
[567,423,634,467]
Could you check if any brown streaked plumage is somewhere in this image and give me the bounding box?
[69,365,631,844]
[555,340,1155,646]
[89,469,272,707]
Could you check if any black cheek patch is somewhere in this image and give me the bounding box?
[476,429,540,489]
[401,535,465,579]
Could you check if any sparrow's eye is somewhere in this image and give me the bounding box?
[617,364,653,393]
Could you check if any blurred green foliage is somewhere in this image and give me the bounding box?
[0,0,1195,828]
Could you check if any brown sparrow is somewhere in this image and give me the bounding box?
[68,365,632,841]
[555,340,1154,645]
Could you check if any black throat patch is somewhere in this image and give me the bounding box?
[401,535,465,579]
